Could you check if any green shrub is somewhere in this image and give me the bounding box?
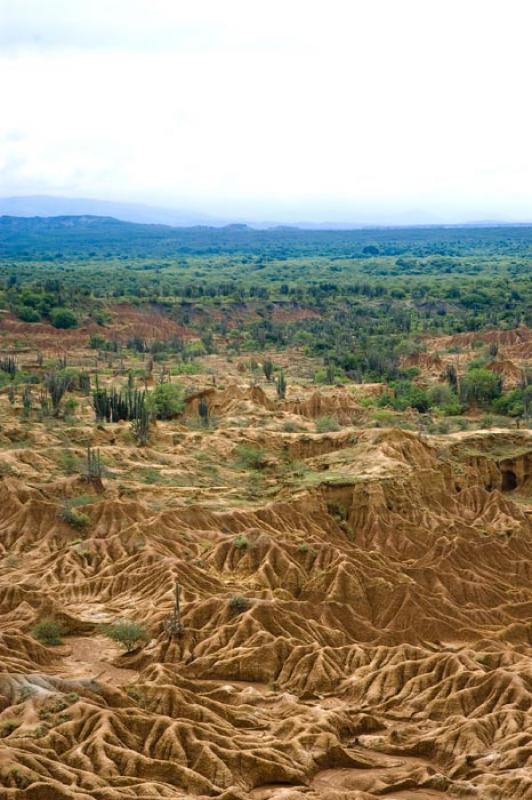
[15,306,41,323]
[377,380,430,413]
[50,308,78,329]
[31,619,64,646]
[146,383,184,420]
[104,620,150,652]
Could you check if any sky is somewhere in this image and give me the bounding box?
[1,0,532,225]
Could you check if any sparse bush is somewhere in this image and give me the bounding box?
[234,443,267,470]
[58,503,90,530]
[31,619,64,646]
[0,719,19,737]
[281,420,302,433]
[315,415,340,433]
[104,620,150,652]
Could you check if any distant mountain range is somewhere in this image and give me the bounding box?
[4,195,532,230]
[0,196,232,228]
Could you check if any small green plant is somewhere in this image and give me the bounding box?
[64,397,78,418]
[233,534,249,550]
[31,619,64,646]
[138,467,164,484]
[315,415,340,433]
[104,619,150,652]
[229,595,251,615]
[59,450,78,474]
[297,542,309,554]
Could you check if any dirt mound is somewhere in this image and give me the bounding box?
[487,358,525,389]
[285,389,361,422]
[184,384,275,417]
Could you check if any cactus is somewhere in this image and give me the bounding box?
[276,370,287,400]
[22,386,32,418]
[198,397,209,427]
[0,356,17,376]
[163,581,184,640]
[86,446,103,481]
[45,371,71,416]
[131,404,150,446]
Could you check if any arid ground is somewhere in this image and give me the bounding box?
[0,319,531,800]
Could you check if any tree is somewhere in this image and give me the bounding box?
[460,368,502,406]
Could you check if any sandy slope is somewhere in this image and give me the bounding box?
[0,390,531,799]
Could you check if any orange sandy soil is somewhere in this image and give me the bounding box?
[0,336,531,800]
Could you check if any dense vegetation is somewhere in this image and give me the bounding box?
[1,216,531,422]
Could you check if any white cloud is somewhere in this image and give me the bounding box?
[1,0,532,222]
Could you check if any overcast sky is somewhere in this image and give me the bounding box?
[1,0,532,224]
